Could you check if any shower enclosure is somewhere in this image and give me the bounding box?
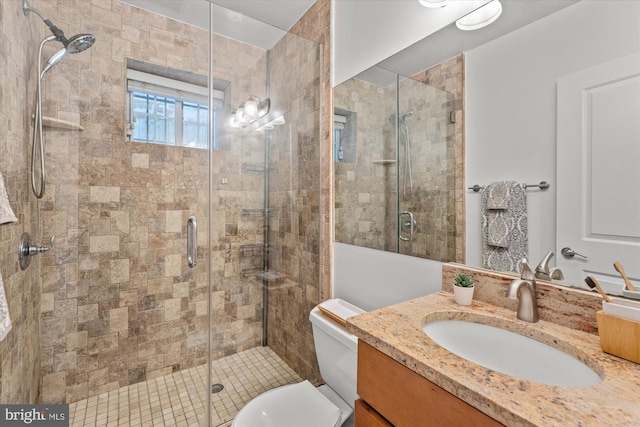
[14,0,322,426]
[334,68,457,261]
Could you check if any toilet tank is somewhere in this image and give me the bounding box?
[309,299,365,408]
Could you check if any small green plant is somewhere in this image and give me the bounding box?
[454,273,474,288]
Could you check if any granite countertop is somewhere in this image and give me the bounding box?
[347,292,640,426]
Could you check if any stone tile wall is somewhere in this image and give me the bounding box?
[35,0,268,403]
[411,55,465,263]
[0,0,43,404]
[333,55,465,264]
[290,0,332,308]
[267,0,330,384]
[395,77,456,262]
[266,33,323,383]
[0,0,328,405]
[334,79,390,251]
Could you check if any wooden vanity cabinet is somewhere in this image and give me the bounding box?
[355,341,503,427]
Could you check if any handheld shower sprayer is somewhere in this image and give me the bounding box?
[23,0,96,198]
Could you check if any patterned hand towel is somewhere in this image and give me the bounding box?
[0,174,17,341]
[481,181,528,273]
[484,181,511,247]
[486,181,510,210]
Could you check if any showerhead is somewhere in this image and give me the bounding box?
[388,111,413,124]
[24,0,95,71]
[41,34,95,75]
[65,33,96,54]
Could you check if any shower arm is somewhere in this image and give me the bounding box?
[23,0,69,44]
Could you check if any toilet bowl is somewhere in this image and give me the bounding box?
[232,299,365,427]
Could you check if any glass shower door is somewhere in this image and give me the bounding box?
[396,76,456,261]
[33,1,212,425]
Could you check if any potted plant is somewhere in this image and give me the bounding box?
[453,273,475,305]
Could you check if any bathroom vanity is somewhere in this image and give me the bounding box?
[347,264,640,426]
[356,340,501,426]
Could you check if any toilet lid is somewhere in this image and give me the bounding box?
[233,380,342,427]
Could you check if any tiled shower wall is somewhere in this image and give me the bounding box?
[0,0,43,404]
[35,0,268,403]
[266,0,331,384]
[411,55,465,263]
[334,79,390,251]
[395,78,456,261]
[266,32,323,383]
[334,55,465,264]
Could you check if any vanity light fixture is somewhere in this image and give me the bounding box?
[418,0,448,8]
[229,96,270,128]
[456,0,502,31]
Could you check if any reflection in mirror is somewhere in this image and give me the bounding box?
[333,0,640,297]
[334,58,464,263]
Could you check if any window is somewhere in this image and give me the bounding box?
[334,114,346,162]
[127,68,224,150]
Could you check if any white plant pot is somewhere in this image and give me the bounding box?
[453,285,474,306]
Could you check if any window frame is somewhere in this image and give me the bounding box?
[126,69,223,150]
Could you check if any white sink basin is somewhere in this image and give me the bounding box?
[423,320,601,387]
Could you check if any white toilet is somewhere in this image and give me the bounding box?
[232,298,365,427]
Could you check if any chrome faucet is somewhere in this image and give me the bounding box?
[534,251,564,281]
[506,259,539,323]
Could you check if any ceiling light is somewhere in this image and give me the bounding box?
[418,0,448,8]
[456,0,502,31]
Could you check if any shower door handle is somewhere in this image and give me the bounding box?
[187,216,197,268]
[399,211,416,242]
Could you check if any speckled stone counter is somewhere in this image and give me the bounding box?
[347,292,640,426]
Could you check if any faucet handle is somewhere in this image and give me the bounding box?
[535,251,555,278]
[520,258,535,281]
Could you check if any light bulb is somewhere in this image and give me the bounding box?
[244,96,259,121]
[235,106,248,125]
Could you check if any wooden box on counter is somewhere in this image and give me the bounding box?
[596,311,640,363]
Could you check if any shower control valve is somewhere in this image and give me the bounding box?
[18,233,54,270]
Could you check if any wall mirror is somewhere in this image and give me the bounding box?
[334,64,461,263]
[333,0,640,295]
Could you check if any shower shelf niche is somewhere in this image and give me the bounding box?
[239,244,269,258]
[32,115,85,131]
[241,208,275,218]
[372,159,396,165]
[241,162,276,173]
[242,268,286,282]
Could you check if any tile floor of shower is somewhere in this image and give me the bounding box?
[69,346,302,427]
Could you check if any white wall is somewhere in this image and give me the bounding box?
[332,0,486,85]
[465,0,640,268]
[333,243,442,311]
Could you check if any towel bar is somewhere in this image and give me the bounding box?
[468,181,550,192]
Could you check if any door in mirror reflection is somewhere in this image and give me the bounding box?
[557,53,640,294]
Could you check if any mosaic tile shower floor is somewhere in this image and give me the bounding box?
[69,346,302,427]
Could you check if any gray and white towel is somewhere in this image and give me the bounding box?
[0,174,17,341]
[481,181,528,273]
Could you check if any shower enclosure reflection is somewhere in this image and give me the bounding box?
[334,66,462,262]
